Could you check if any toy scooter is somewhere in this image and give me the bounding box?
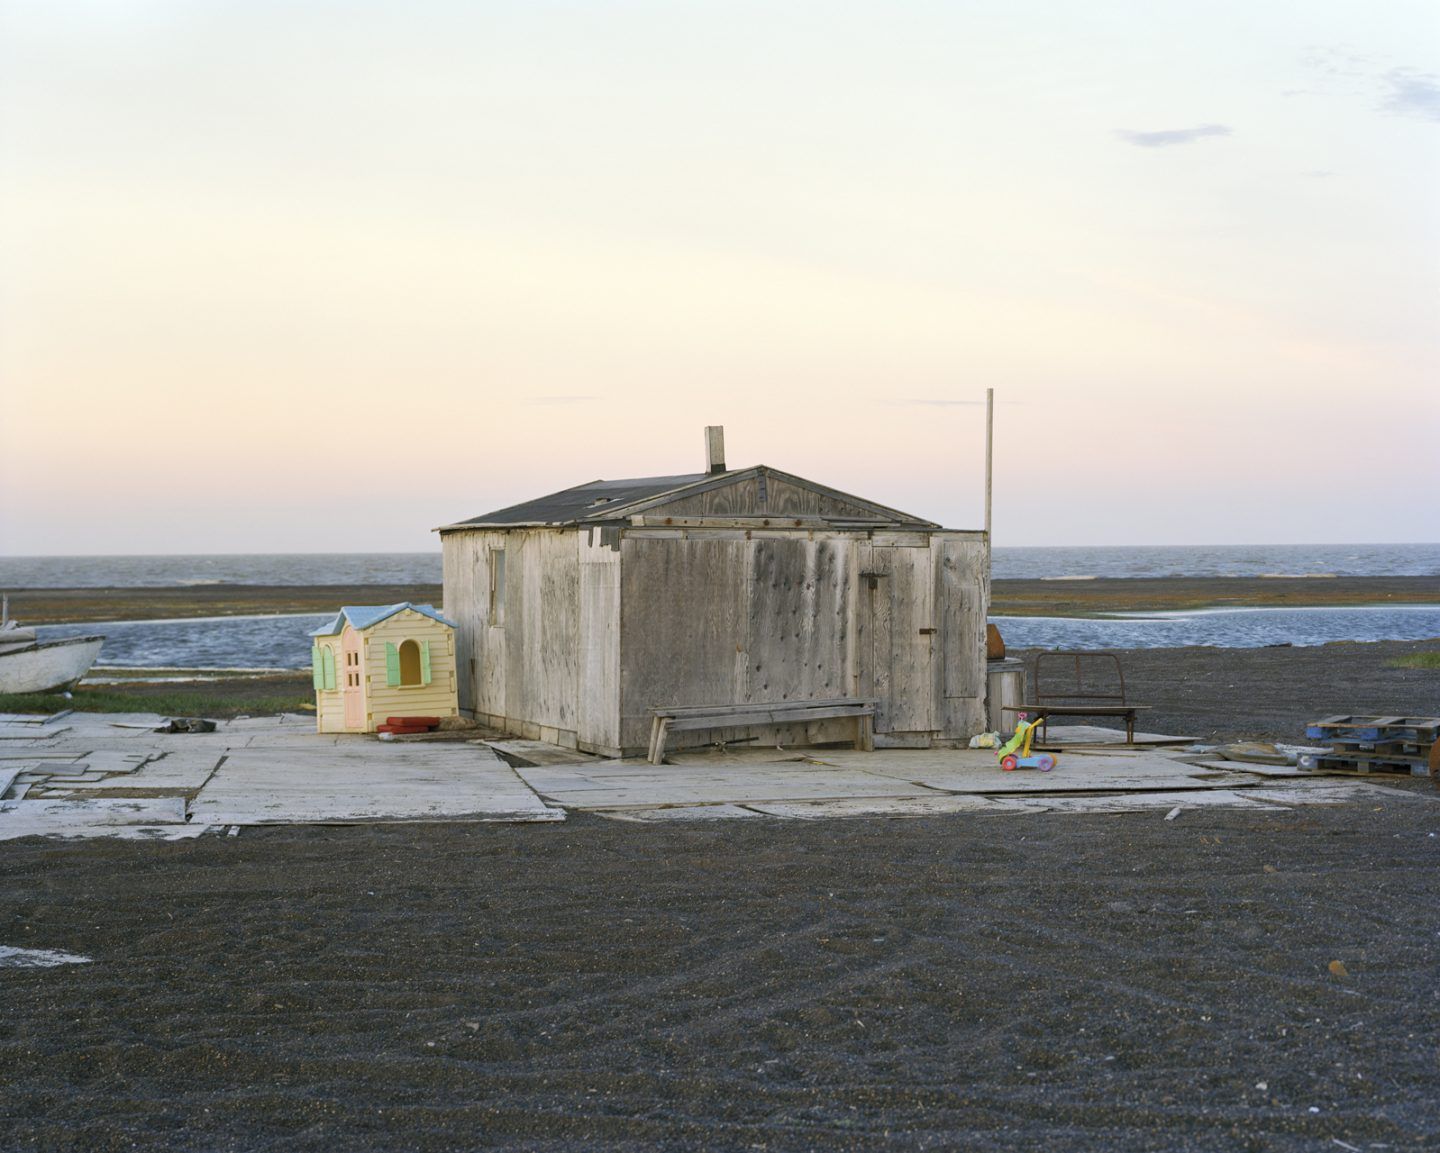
[997,714,1057,772]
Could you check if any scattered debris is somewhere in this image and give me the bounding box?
[155,717,217,734]
[1329,960,1350,977]
[1164,805,1182,821]
[0,945,92,968]
[1215,742,1290,766]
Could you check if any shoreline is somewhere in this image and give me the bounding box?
[4,638,1434,744]
[6,575,1439,624]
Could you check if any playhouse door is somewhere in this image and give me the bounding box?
[342,628,364,730]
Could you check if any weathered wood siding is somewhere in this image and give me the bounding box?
[578,529,622,751]
[445,522,986,756]
[442,529,506,719]
[616,531,985,754]
[933,533,988,738]
[443,527,619,752]
[656,473,893,521]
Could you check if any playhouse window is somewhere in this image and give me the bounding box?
[398,639,423,686]
[489,548,506,625]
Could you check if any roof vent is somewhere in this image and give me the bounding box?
[705,426,726,475]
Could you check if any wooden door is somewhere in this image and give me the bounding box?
[858,545,935,740]
[342,627,364,730]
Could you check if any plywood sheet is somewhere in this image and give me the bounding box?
[513,759,935,810]
[191,745,561,825]
[1036,725,1197,747]
[0,795,189,840]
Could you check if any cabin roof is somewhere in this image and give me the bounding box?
[437,466,940,531]
[310,603,456,637]
[441,473,710,530]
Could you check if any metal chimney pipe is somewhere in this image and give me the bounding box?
[705,426,726,474]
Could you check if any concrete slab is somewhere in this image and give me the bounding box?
[1034,725,1196,747]
[745,795,1019,819]
[482,739,598,767]
[704,747,1260,795]
[514,759,938,811]
[0,725,69,740]
[191,743,562,825]
[52,751,224,792]
[1191,759,1312,778]
[0,796,189,841]
[599,804,765,822]
[1003,790,1287,815]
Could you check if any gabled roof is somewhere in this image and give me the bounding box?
[310,603,456,638]
[441,473,710,530]
[437,465,941,531]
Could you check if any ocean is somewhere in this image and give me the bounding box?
[3,543,1439,587]
[7,546,1439,669]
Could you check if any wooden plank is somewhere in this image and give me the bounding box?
[577,532,622,751]
[665,705,873,730]
[743,537,852,706]
[656,697,875,718]
[619,535,750,752]
[934,533,986,739]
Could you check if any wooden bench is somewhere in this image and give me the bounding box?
[1004,651,1150,742]
[648,698,876,765]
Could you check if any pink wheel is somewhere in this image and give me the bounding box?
[1037,755,1056,772]
[1001,754,1019,772]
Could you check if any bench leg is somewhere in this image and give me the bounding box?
[856,713,874,753]
[649,718,669,766]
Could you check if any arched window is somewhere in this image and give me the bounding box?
[398,639,423,686]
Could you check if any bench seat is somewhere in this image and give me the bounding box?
[1003,703,1151,742]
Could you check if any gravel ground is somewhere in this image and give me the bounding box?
[2,802,1438,1152]
[2,641,1438,1151]
[1018,638,1440,743]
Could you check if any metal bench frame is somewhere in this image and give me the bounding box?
[1005,651,1149,742]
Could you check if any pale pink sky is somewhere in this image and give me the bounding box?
[2,1,1437,553]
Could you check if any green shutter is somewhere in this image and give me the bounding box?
[385,642,400,686]
[420,640,432,685]
[323,646,337,691]
[311,645,324,690]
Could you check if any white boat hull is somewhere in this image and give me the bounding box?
[0,636,105,694]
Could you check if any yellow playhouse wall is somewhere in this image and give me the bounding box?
[359,611,459,731]
[314,636,347,734]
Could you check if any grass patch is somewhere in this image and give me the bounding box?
[1388,652,1440,670]
[0,673,314,719]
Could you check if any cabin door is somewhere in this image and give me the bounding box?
[858,545,934,743]
[341,627,364,730]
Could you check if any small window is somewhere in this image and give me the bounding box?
[489,548,506,626]
[398,639,423,686]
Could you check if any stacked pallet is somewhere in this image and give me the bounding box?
[376,715,443,737]
[1303,716,1439,777]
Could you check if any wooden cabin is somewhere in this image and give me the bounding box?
[310,603,459,734]
[438,430,989,757]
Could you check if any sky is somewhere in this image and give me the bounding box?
[1,0,1437,554]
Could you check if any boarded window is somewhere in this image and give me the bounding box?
[489,548,506,626]
[398,639,423,686]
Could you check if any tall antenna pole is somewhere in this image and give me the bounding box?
[984,387,994,549]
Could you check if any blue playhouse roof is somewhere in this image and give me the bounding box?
[309,603,457,637]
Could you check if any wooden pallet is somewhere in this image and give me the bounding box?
[1305,715,1440,742]
[1304,715,1439,778]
